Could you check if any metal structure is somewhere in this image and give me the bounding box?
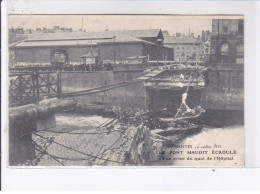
[9,71,61,107]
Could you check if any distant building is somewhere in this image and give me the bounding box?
[199,39,211,61]
[10,28,24,34]
[162,31,170,36]
[201,30,211,42]
[24,29,32,34]
[164,35,202,62]
[53,26,60,31]
[210,19,244,63]
[36,28,42,32]
[175,32,182,37]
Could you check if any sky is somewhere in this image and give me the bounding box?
[9,15,243,36]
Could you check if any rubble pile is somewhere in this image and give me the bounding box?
[25,102,204,166]
[94,124,157,165]
[67,103,122,117]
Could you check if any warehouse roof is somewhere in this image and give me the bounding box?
[10,39,100,47]
[10,33,159,48]
[99,34,158,44]
[10,29,162,48]
[14,29,161,41]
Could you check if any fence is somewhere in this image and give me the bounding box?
[9,71,61,107]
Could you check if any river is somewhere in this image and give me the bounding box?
[32,112,244,167]
[160,125,245,166]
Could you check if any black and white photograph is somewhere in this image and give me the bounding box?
[7,14,245,166]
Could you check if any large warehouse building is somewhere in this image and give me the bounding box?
[9,29,173,66]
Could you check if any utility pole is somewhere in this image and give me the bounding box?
[124,17,125,31]
[113,35,116,65]
[81,18,84,31]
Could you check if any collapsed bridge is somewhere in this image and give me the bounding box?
[8,64,244,165]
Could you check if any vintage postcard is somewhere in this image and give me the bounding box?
[8,15,244,167]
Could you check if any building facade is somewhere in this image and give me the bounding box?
[164,35,202,62]
[9,29,173,67]
[210,19,244,63]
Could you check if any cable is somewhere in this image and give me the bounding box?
[32,132,128,165]
[54,83,149,162]
[69,81,145,134]
[94,127,127,158]
[33,130,125,163]
[38,128,122,135]
[70,86,122,130]
[32,140,65,166]
[28,76,177,166]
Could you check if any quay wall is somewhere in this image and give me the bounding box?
[201,67,244,111]
[60,70,147,109]
[60,70,204,113]
[9,98,76,165]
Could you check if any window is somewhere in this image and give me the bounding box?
[236,58,244,63]
[51,49,68,65]
[238,20,244,36]
[222,20,230,34]
[236,42,244,64]
[220,43,229,55]
[223,26,229,34]
[236,43,244,55]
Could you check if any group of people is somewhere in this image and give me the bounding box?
[10,63,114,72]
[61,63,114,71]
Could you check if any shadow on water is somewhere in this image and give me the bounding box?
[200,109,244,127]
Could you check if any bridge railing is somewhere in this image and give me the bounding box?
[9,71,61,107]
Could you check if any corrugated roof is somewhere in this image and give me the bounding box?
[12,39,101,48]
[10,29,162,48]
[19,29,161,41]
[120,29,161,38]
[11,33,158,48]
[99,34,157,45]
